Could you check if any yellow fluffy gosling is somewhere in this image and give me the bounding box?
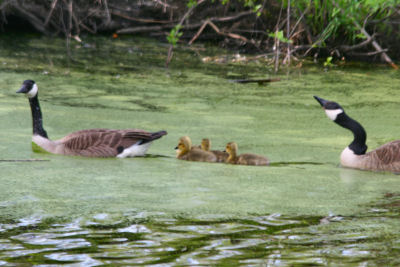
[201,138,228,162]
[175,136,217,162]
[225,142,269,166]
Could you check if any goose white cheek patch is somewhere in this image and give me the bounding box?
[27,84,38,98]
[325,109,343,121]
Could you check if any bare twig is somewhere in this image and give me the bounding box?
[289,3,310,37]
[285,0,291,65]
[273,1,284,72]
[188,19,209,45]
[103,0,111,24]
[165,0,205,67]
[44,0,58,26]
[62,0,73,60]
[189,19,250,45]
[152,0,178,10]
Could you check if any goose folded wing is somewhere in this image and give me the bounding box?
[372,140,400,166]
[61,129,153,157]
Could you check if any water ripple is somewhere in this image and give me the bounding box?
[0,203,399,266]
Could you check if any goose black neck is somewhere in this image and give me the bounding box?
[28,94,48,138]
[335,112,367,155]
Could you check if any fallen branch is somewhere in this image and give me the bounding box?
[111,10,173,24]
[117,25,165,34]
[10,3,48,34]
[189,19,250,45]
[358,26,397,69]
[230,78,281,84]
[339,33,376,52]
[332,0,398,69]
[116,10,254,34]
[347,49,389,56]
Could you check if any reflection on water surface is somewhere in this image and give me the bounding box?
[1,198,400,266]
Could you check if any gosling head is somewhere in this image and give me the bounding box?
[201,138,211,151]
[225,142,238,156]
[314,96,344,121]
[175,136,192,157]
[17,80,38,98]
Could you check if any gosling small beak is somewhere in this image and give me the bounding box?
[313,96,329,107]
[174,146,178,150]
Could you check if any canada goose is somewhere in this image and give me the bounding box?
[314,95,400,173]
[175,136,217,162]
[225,142,269,166]
[201,138,228,162]
[17,80,167,158]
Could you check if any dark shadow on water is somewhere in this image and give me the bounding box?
[142,154,171,158]
[0,159,50,162]
[269,161,324,167]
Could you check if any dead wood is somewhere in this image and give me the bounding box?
[332,0,398,69]
[231,78,281,84]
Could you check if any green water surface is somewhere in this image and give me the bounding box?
[0,34,400,265]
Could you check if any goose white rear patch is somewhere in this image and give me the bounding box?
[117,142,152,158]
[340,146,360,168]
[325,108,343,121]
[32,134,54,153]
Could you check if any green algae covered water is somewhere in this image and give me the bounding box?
[1,34,400,265]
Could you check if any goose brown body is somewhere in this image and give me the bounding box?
[176,136,217,162]
[225,142,269,166]
[18,80,167,158]
[52,129,166,157]
[341,140,400,173]
[201,138,228,162]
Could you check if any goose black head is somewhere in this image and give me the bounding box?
[314,96,345,121]
[17,80,38,98]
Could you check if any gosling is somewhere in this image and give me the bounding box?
[175,136,217,162]
[225,142,269,166]
[201,138,228,162]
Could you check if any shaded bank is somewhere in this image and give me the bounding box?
[1,0,400,66]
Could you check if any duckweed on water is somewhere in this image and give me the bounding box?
[0,34,400,265]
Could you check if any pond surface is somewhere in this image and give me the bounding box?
[0,34,400,265]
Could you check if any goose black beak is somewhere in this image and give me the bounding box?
[313,96,329,107]
[174,146,178,150]
[16,85,29,94]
